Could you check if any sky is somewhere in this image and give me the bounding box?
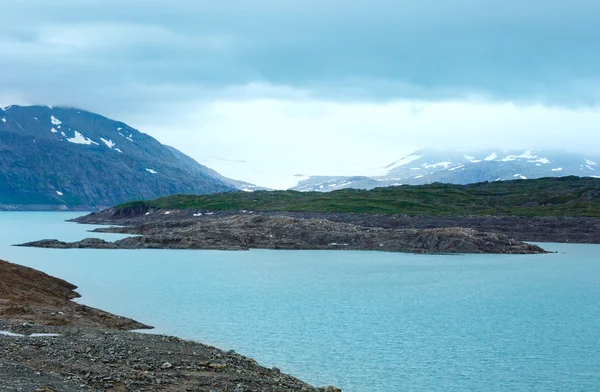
[1,0,599,188]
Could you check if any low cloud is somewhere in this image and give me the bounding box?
[1,0,599,188]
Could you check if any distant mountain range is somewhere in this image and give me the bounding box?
[0,105,258,209]
[292,149,600,191]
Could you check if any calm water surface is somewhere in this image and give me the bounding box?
[1,212,599,391]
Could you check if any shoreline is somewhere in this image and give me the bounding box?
[0,259,340,392]
[16,211,548,254]
[75,208,600,244]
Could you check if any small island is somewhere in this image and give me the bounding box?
[19,212,546,254]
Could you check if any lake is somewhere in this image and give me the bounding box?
[1,212,599,391]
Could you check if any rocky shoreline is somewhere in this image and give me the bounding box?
[0,259,149,330]
[74,207,600,244]
[0,259,339,391]
[20,214,546,254]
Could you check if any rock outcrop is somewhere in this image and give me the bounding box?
[0,259,149,329]
[20,215,547,254]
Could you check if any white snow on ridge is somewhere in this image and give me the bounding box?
[50,116,62,126]
[592,176,600,179]
[67,131,99,145]
[56,191,63,196]
[100,138,116,149]
[1,118,5,123]
[114,148,123,153]
[118,132,133,142]
[146,168,158,174]
[585,159,597,166]
[448,164,465,171]
[117,127,122,131]
[552,168,563,172]
[518,150,537,159]
[424,161,452,169]
[513,174,528,180]
[484,153,497,161]
[528,157,550,164]
[464,155,482,163]
[51,127,58,133]
[385,154,423,170]
[501,150,539,162]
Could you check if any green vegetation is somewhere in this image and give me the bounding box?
[118,176,600,217]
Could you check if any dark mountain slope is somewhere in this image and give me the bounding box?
[0,105,236,208]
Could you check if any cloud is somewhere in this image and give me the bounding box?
[1,1,599,188]
[1,0,600,111]
[129,90,600,188]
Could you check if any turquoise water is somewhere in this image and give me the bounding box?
[1,212,600,391]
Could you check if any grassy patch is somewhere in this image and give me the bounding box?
[117,176,600,217]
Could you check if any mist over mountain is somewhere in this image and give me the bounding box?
[292,149,600,192]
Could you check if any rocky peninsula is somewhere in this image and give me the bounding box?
[19,213,545,254]
[0,259,339,391]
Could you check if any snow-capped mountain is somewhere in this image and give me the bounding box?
[292,149,600,192]
[0,105,255,209]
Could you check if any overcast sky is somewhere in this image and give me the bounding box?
[1,0,599,188]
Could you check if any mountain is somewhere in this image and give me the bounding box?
[0,105,244,209]
[291,149,600,191]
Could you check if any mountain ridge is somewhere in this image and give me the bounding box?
[291,148,600,191]
[0,105,251,209]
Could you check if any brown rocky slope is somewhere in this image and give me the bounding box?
[0,259,148,330]
[0,260,339,391]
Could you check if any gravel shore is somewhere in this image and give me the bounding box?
[0,259,340,391]
[0,320,337,392]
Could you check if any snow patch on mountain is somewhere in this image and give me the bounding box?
[424,161,452,169]
[145,168,158,174]
[529,157,550,164]
[100,138,116,149]
[385,154,423,170]
[448,164,465,171]
[67,131,98,145]
[290,149,600,192]
[464,155,482,163]
[50,116,62,126]
[1,118,5,123]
